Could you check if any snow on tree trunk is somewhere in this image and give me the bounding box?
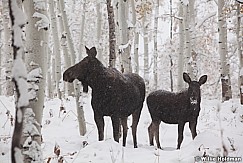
[218,0,232,102]
[96,1,104,63]
[23,0,49,144]
[153,0,159,90]
[177,3,185,91]
[118,0,132,73]
[3,0,14,96]
[8,0,43,162]
[49,0,62,99]
[59,0,87,136]
[237,2,243,104]
[106,0,116,68]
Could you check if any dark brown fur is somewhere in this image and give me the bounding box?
[63,46,145,148]
[147,73,207,149]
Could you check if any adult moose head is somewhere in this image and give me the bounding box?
[147,72,207,149]
[63,46,145,148]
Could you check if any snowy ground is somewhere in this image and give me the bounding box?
[0,95,243,163]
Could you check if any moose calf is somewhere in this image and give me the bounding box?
[147,72,207,149]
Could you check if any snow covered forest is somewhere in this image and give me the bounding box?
[0,0,243,162]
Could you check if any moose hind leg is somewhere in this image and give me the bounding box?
[189,121,197,139]
[148,122,154,146]
[153,121,161,149]
[121,117,128,147]
[111,116,120,143]
[177,122,185,149]
[131,108,142,148]
[94,114,105,141]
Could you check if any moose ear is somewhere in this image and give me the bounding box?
[89,47,97,57]
[183,72,191,84]
[85,46,89,55]
[198,75,207,85]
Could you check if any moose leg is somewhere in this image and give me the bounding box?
[121,117,128,147]
[189,121,197,139]
[148,122,154,146]
[177,122,185,149]
[111,116,120,143]
[131,109,142,148]
[153,120,161,149]
[94,114,104,141]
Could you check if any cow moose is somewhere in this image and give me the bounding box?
[63,46,145,148]
[147,72,207,149]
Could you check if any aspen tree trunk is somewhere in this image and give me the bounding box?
[59,0,87,135]
[79,0,86,59]
[237,2,243,104]
[169,0,173,92]
[153,0,159,90]
[0,27,2,94]
[49,0,62,99]
[56,0,74,96]
[46,48,53,98]
[3,0,14,96]
[177,3,185,91]
[107,0,116,68]
[23,0,49,143]
[96,2,104,63]
[118,0,132,73]
[131,0,139,74]
[8,0,28,162]
[143,14,149,92]
[183,3,193,77]
[218,0,232,102]
[188,0,198,80]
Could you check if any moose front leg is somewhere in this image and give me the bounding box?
[189,121,197,139]
[111,116,120,143]
[121,117,128,147]
[94,114,104,141]
[177,122,185,149]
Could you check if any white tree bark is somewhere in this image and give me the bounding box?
[177,3,184,91]
[143,14,149,92]
[49,0,62,99]
[0,25,2,94]
[183,3,193,77]
[23,0,49,143]
[131,0,139,74]
[46,48,53,98]
[78,0,86,60]
[56,0,74,96]
[2,0,14,96]
[188,0,198,80]
[153,0,159,90]
[59,0,87,136]
[96,1,104,63]
[218,0,232,102]
[118,0,132,73]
